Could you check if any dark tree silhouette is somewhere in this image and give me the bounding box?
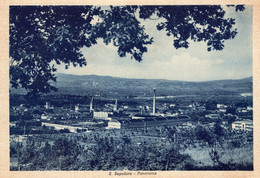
[9,5,245,98]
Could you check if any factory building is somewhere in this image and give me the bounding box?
[107,115,191,129]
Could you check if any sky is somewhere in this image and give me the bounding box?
[56,5,252,82]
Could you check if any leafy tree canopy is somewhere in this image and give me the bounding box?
[9,5,245,98]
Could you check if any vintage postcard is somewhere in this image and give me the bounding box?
[1,0,260,177]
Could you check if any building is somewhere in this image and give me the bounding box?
[109,115,191,129]
[75,105,79,112]
[123,108,140,115]
[217,104,227,109]
[219,108,227,113]
[41,114,51,120]
[107,119,121,129]
[205,114,221,119]
[232,120,253,132]
[247,106,253,111]
[42,122,86,133]
[93,111,108,120]
[132,114,156,120]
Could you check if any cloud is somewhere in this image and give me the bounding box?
[145,52,212,81]
[57,50,249,81]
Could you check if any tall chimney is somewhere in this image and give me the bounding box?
[45,101,50,110]
[114,99,118,111]
[153,88,156,115]
[90,97,93,112]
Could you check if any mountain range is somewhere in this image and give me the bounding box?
[49,73,253,97]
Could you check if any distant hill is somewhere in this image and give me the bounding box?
[46,73,252,97]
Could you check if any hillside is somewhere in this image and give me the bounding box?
[48,73,253,97]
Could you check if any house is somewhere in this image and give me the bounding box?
[219,108,227,113]
[41,114,51,120]
[217,104,227,109]
[93,111,108,120]
[247,106,253,111]
[205,114,221,119]
[232,120,253,132]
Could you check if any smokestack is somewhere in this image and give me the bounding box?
[45,101,50,110]
[114,99,118,111]
[90,97,93,112]
[153,88,156,115]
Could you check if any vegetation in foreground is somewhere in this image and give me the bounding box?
[10,123,253,171]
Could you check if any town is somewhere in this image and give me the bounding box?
[9,88,253,171]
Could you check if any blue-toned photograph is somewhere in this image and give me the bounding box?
[9,5,253,171]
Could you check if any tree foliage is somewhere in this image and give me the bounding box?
[10,124,253,171]
[9,5,245,97]
[10,6,99,98]
[195,122,225,167]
